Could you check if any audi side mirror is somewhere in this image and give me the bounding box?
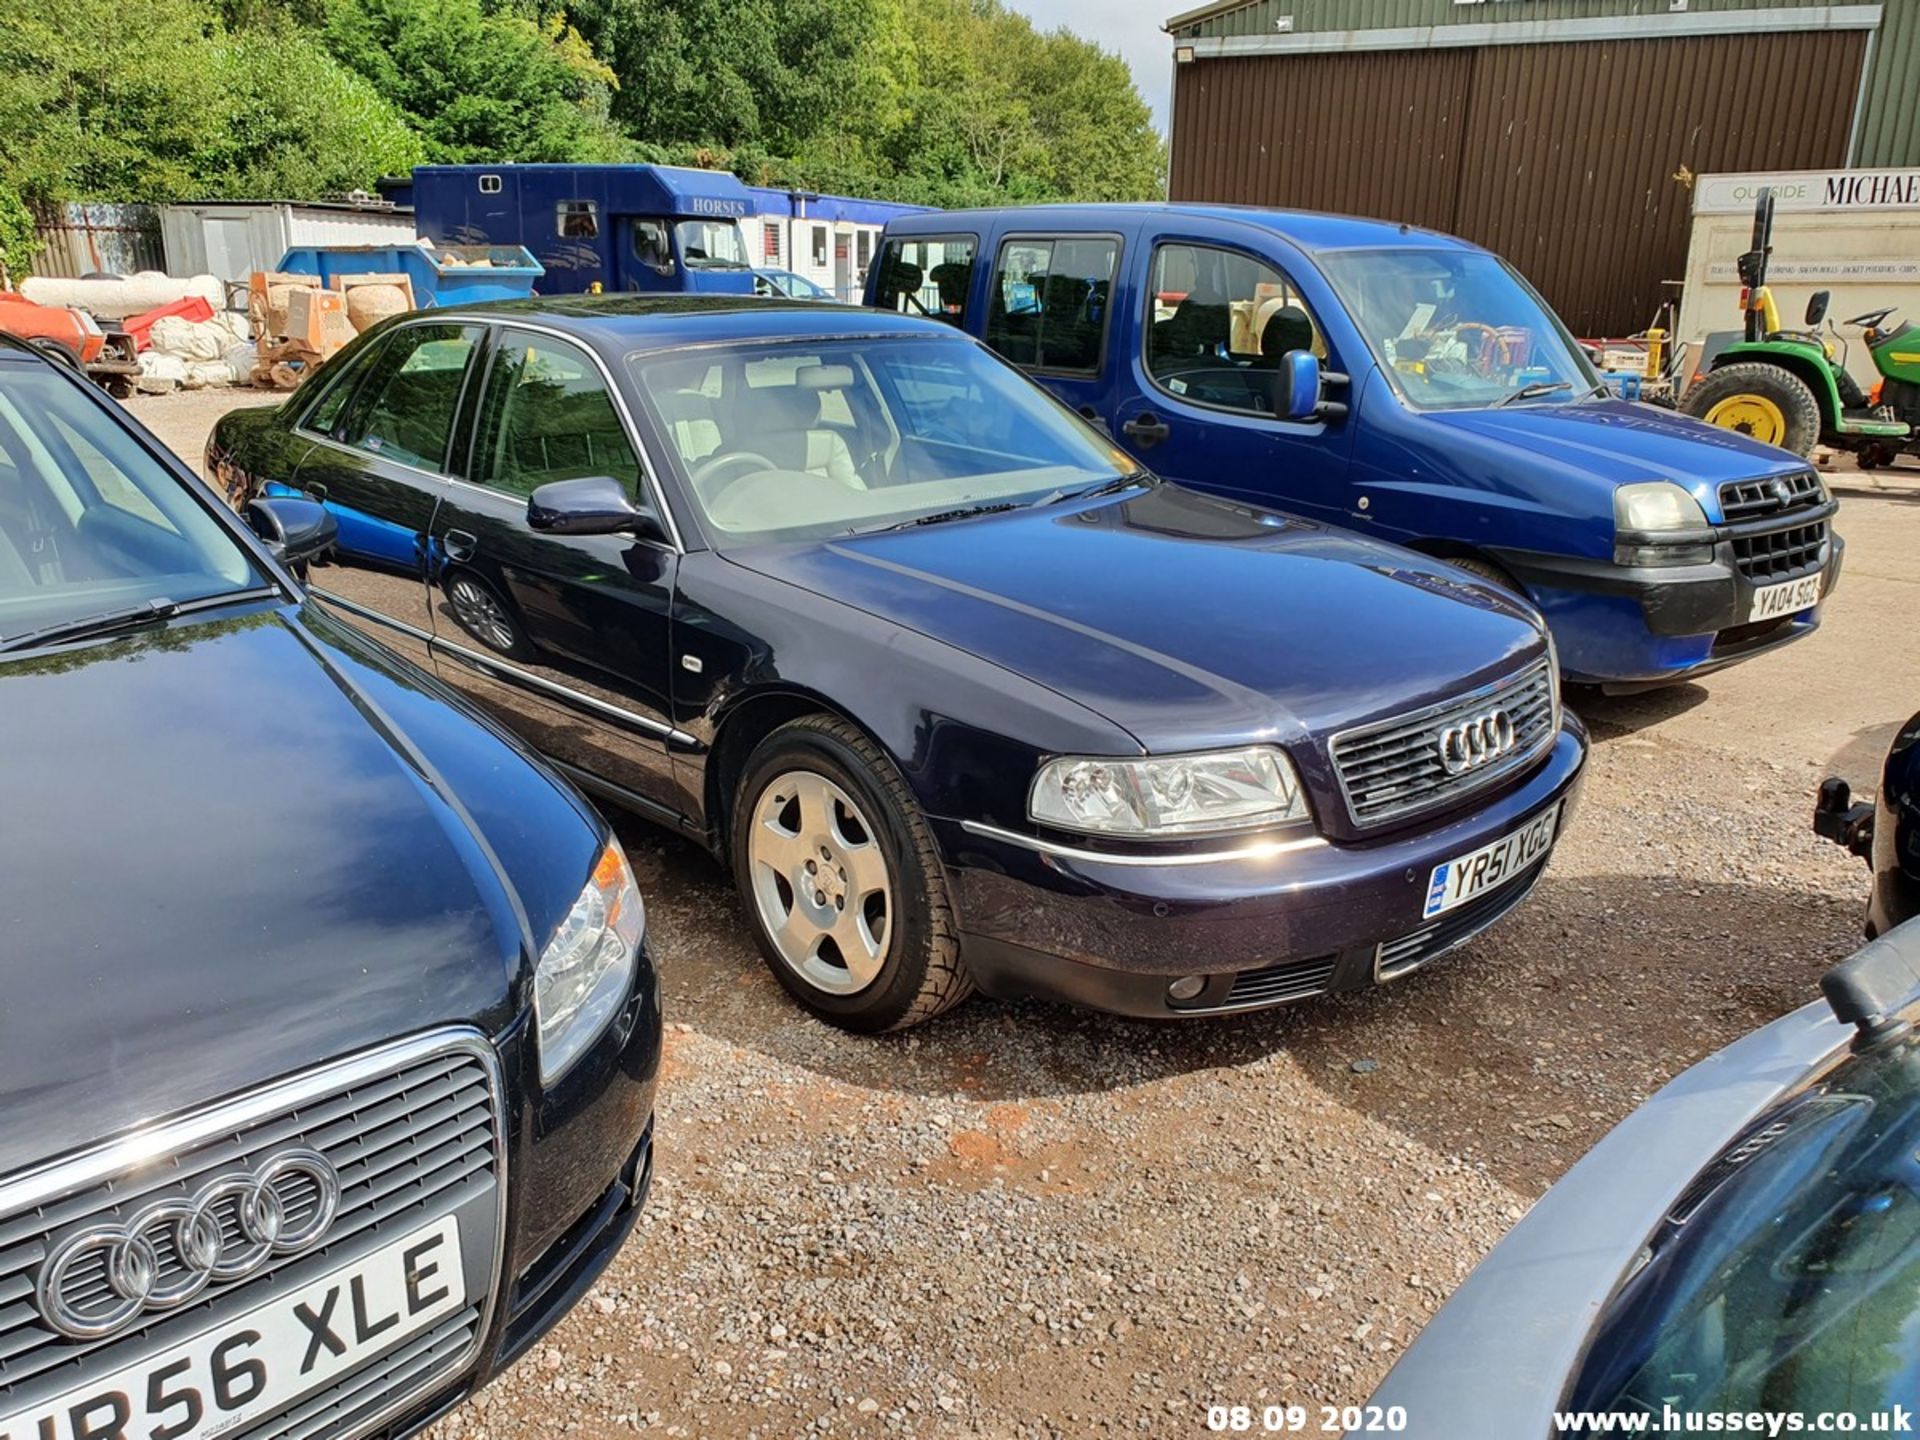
[527,475,666,542]
[245,496,337,567]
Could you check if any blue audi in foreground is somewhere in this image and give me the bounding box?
[212,296,1586,1031]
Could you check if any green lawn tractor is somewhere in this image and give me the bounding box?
[1679,187,1914,463]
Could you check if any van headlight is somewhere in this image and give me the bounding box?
[1029,746,1309,837]
[536,839,644,1084]
[1614,482,1713,565]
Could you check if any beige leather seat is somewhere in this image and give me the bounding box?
[746,368,861,488]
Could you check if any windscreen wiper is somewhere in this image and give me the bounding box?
[1496,380,1574,408]
[1031,472,1156,507]
[861,502,1023,534]
[0,587,278,655]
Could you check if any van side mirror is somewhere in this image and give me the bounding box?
[1272,350,1350,423]
[1806,290,1831,327]
[527,475,666,541]
[245,496,337,566]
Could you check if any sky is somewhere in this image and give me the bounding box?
[1005,0,1176,131]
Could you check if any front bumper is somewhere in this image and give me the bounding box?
[389,964,662,1436]
[1495,520,1843,688]
[937,717,1586,1019]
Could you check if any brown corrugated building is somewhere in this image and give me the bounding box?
[1163,0,1920,334]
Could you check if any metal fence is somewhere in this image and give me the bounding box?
[30,202,165,278]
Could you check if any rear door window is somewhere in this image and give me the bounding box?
[338,324,483,473]
[874,236,978,326]
[986,236,1120,374]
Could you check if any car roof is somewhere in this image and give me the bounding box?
[427,294,962,351]
[880,202,1482,256]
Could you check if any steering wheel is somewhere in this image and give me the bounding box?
[692,451,778,505]
[1846,306,1897,329]
[1452,323,1502,377]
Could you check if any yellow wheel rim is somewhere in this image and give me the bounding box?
[1703,393,1787,444]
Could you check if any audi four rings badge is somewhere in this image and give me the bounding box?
[1439,708,1518,775]
[34,1149,342,1339]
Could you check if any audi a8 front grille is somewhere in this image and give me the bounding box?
[1328,658,1558,828]
[0,1032,503,1435]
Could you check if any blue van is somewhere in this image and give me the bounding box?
[414,163,759,297]
[867,206,1843,688]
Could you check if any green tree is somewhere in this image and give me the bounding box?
[202,27,425,198]
[0,178,38,282]
[320,0,627,162]
[0,0,231,205]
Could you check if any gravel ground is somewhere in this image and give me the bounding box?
[129,388,1920,1437]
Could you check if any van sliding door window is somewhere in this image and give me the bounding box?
[1145,244,1325,416]
[987,237,1120,374]
[874,237,978,326]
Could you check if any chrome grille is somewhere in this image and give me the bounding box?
[0,1035,501,1431]
[1221,956,1339,1009]
[1328,659,1558,828]
[1718,471,1824,522]
[1375,858,1548,981]
[1732,521,1829,583]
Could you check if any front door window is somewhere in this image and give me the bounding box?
[1144,244,1325,416]
[473,335,642,499]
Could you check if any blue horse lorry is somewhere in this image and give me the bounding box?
[414,163,759,297]
[868,205,1843,690]
[409,163,918,302]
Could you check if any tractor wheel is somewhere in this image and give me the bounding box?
[1680,363,1822,457]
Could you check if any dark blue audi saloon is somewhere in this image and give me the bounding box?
[211,296,1588,1031]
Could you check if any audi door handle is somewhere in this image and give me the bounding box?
[443,529,477,563]
[1121,413,1171,446]
[301,482,328,503]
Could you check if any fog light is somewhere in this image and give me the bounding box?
[1167,975,1207,1002]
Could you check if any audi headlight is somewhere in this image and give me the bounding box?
[1614,481,1712,566]
[536,839,644,1085]
[1029,746,1309,837]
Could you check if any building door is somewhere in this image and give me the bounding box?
[1167,30,1866,335]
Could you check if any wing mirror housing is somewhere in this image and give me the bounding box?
[245,496,337,566]
[1805,289,1831,328]
[1274,350,1350,422]
[527,475,666,541]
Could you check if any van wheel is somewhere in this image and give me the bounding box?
[732,714,971,1032]
[1446,555,1525,594]
[1681,363,1822,456]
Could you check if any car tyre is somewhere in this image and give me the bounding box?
[731,714,972,1032]
[1680,362,1822,456]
